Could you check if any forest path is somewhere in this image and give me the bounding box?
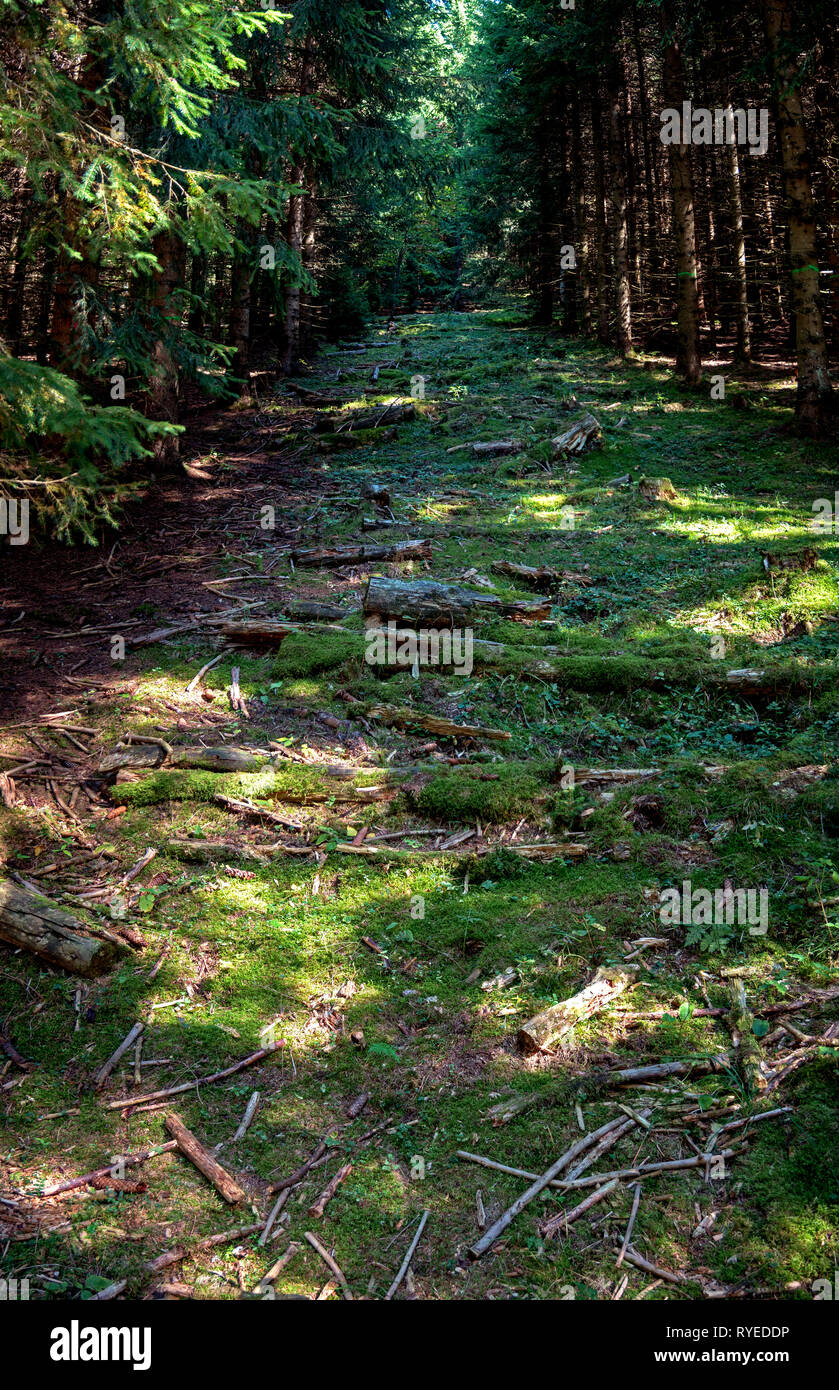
[2,308,838,1302]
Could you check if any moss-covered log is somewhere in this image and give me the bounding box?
[0,880,120,977]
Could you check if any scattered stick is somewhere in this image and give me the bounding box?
[104,1042,281,1111]
[232,1091,260,1142]
[251,1242,302,1297]
[258,1189,292,1246]
[186,652,224,695]
[468,1116,632,1259]
[308,1162,353,1219]
[147,1223,263,1273]
[93,1022,144,1091]
[541,1178,619,1239]
[304,1231,353,1300]
[385,1210,429,1300]
[164,1112,246,1205]
[39,1141,178,1198]
[621,1247,687,1285]
[616,1183,642,1267]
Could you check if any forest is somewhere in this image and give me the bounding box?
[0,0,838,1332]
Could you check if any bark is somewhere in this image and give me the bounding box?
[165,1112,246,1204]
[590,96,611,344]
[723,111,752,362]
[662,29,702,384]
[147,229,182,466]
[764,0,833,434]
[606,71,633,354]
[363,576,551,626]
[228,229,252,393]
[0,879,119,977]
[517,966,636,1054]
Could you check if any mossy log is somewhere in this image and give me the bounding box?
[517,966,637,1054]
[168,840,272,865]
[638,476,678,501]
[491,560,596,591]
[316,426,398,451]
[486,1054,732,1124]
[99,746,267,776]
[0,879,120,977]
[313,402,415,432]
[363,577,551,626]
[366,703,512,743]
[729,981,768,1095]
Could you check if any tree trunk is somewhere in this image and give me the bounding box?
[764,0,833,434]
[228,229,252,394]
[662,31,702,384]
[723,110,752,362]
[590,96,611,344]
[606,73,632,354]
[147,229,182,466]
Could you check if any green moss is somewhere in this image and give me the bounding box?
[414,763,545,823]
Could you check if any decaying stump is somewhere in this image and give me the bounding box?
[0,879,120,977]
[517,966,637,1054]
[638,476,678,501]
[552,413,602,457]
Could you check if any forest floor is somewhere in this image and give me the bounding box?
[2,307,839,1302]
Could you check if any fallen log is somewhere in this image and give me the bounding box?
[517,966,637,1055]
[282,601,358,621]
[364,576,551,626]
[491,560,595,591]
[486,1054,732,1124]
[316,426,398,451]
[165,1112,245,1205]
[147,1223,263,1273]
[729,981,768,1096]
[168,839,271,866]
[469,439,523,457]
[99,745,265,775]
[291,539,429,567]
[313,402,415,432]
[0,879,120,978]
[366,704,511,743]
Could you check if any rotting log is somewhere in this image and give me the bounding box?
[366,704,512,743]
[291,539,429,568]
[99,745,265,776]
[729,981,768,1096]
[491,560,595,591]
[313,402,415,432]
[364,576,551,626]
[517,966,637,1054]
[0,879,120,977]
